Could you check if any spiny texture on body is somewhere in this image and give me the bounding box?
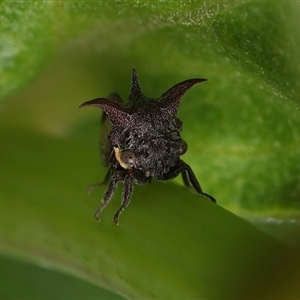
[80,69,216,224]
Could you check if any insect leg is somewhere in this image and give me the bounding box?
[94,173,120,221]
[181,169,193,188]
[94,93,125,222]
[182,162,216,203]
[87,169,112,194]
[113,173,133,225]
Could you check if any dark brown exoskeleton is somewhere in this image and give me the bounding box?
[80,69,216,224]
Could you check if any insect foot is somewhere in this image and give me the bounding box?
[80,69,216,224]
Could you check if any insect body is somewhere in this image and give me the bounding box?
[80,69,216,225]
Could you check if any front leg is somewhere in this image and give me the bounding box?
[113,173,133,225]
[94,169,126,221]
[87,169,112,194]
[113,169,150,225]
[163,160,216,203]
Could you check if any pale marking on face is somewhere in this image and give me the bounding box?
[113,147,133,170]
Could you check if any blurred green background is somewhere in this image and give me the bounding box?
[1,2,300,299]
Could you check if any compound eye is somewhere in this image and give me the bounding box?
[120,150,136,168]
[178,140,188,155]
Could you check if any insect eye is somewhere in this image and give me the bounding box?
[120,150,136,168]
[178,140,188,155]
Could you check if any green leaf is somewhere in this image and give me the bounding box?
[1,128,299,299]
[1,1,300,299]
[0,255,125,300]
[0,2,57,98]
